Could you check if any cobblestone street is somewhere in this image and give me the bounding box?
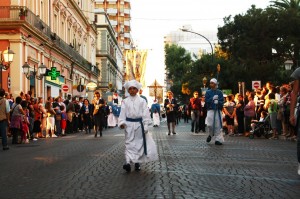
[1,121,300,199]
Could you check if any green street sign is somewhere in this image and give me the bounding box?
[48,67,60,80]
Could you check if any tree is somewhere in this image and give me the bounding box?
[217,4,300,86]
[271,0,300,68]
[165,44,193,102]
[271,0,300,13]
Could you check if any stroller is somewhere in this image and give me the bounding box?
[249,114,272,139]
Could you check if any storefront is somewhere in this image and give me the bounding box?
[45,76,65,98]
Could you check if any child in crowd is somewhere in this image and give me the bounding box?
[250,111,268,133]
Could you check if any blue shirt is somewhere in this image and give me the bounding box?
[151,103,160,113]
[205,89,224,110]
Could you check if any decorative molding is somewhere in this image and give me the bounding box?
[27,56,39,65]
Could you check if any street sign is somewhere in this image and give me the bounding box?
[252,81,261,90]
[77,85,85,92]
[61,84,69,93]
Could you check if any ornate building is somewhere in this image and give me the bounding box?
[0,0,99,99]
[95,12,123,95]
[95,0,133,51]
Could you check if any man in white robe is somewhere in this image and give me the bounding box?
[205,78,225,145]
[118,80,158,172]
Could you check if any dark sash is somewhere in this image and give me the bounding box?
[126,117,147,155]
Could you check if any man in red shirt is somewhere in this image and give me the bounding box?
[188,91,202,133]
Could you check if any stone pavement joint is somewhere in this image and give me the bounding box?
[0,122,299,198]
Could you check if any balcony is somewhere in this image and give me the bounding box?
[124,32,130,38]
[94,8,105,13]
[124,44,131,50]
[95,0,104,2]
[110,20,117,26]
[107,8,118,15]
[107,0,117,3]
[124,9,130,15]
[124,20,130,26]
[0,6,99,76]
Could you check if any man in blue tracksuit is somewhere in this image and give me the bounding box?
[205,78,224,145]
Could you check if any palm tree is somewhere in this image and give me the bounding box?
[271,0,300,14]
[271,0,300,68]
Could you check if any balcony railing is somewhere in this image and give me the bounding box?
[0,6,100,76]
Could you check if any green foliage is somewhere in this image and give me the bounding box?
[218,2,300,87]
[165,1,300,100]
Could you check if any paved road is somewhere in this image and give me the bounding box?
[0,121,300,199]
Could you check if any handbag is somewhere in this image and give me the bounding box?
[9,104,18,120]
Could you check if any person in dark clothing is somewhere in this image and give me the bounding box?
[72,98,80,133]
[92,91,106,137]
[199,95,207,132]
[80,99,93,134]
[236,94,245,136]
[65,98,74,134]
[182,104,189,123]
[164,91,177,135]
[78,97,84,131]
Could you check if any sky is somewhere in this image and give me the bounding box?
[130,0,271,95]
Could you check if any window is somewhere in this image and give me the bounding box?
[53,14,58,33]
[40,1,43,20]
[67,27,71,44]
[61,21,65,40]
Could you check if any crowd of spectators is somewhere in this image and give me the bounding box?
[1,90,120,147]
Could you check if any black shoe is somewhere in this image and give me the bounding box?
[215,141,223,145]
[94,133,97,138]
[100,132,102,137]
[168,131,171,135]
[206,135,211,143]
[3,146,9,151]
[172,132,176,135]
[191,129,194,132]
[123,163,131,172]
[135,163,141,171]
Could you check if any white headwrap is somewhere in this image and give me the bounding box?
[210,78,218,84]
[124,80,142,91]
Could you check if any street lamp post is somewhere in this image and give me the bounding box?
[284,60,293,71]
[0,47,15,89]
[180,28,214,63]
[22,62,47,97]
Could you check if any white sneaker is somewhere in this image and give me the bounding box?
[33,138,38,141]
[298,163,300,175]
[46,135,50,138]
[25,139,30,144]
[52,134,58,138]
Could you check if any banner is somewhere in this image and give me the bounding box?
[148,79,163,104]
[125,50,148,88]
